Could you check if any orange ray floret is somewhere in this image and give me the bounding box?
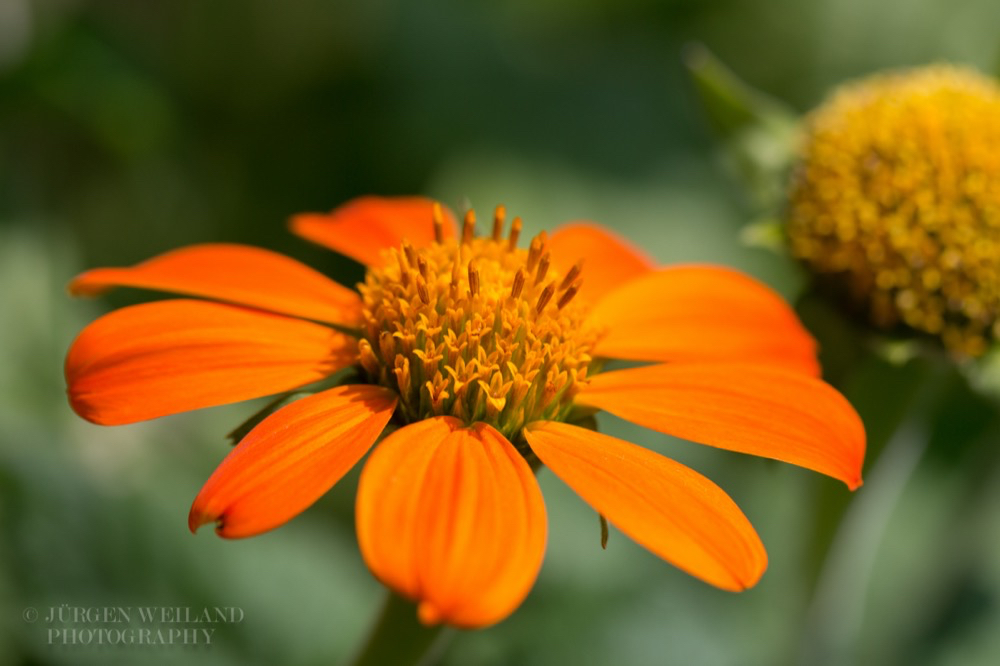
[69,243,363,325]
[290,195,458,267]
[586,265,821,375]
[189,384,397,538]
[66,299,357,425]
[356,417,547,628]
[524,421,767,591]
[575,362,865,489]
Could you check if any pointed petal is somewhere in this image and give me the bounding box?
[356,417,547,628]
[69,244,363,325]
[548,223,655,304]
[525,421,767,591]
[189,384,396,538]
[575,363,865,489]
[586,265,820,375]
[66,299,357,425]
[290,196,458,267]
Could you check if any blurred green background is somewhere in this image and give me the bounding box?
[3,0,1000,664]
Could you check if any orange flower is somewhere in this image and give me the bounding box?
[65,195,865,628]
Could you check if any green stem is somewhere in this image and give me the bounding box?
[796,356,945,666]
[349,591,449,666]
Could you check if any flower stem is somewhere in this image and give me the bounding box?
[349,591,449,666]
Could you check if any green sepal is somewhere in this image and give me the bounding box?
[958,344,1000,402]
[739,216,788,254]
[225,366,361,444]
[564,406,600,431]
[226,392,309,445]
[683,43,801,210]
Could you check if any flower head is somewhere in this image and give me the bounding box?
[787,65,1000,356]
[358,205,597,438]
[66,195,865,628]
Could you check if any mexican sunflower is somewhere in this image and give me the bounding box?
[65,195,865,628]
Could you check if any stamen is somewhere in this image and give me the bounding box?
[508,217,522,250]
[378,331,396,364]
[559,260,583,291]
[416,277,430,304]
[492,205,506,241]
[526,233,547,272]
[393,356,411,395]
[534,252,550,286]
[417,256,429,281]
[468,260,480,297]
[358,339,381,377]
[395,249,410,287]
[450,246,463,295]
[462,210,476,245]
[536,282,555,313]
[557,281,581,309]
[432,203,445,243]
[402,240,417,268]
[511,268,525,299]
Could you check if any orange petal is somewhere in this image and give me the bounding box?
[356,417,547,628]
[66,299,357,425]
[524,421,767,591]
[69,244,362,325]
[290,196,458,267]
[547,223,655,304]
[575,363,865,489]
[189,384,396,538]
[586,265,820,375]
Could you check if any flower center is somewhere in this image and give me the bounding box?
[358,205,599,439]
[787,65,1000,357]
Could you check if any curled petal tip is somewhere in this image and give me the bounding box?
[187,508,215,535]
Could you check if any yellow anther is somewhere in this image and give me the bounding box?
[511,268,525,299]
[416,277,430,304]
[432,203,445,243]
[536,282,555,313]
[468,260,480,297]
[526,232,547,272]
[462,210,476,245]
[535,252,550,286]
[358,339,381,378]
[492,205,506,241]
[559,261,583,291]
[402,240,417,268]
[557,281,581,310]
[358,205,600,435]
[508,216,523,250]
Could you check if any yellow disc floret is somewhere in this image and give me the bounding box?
[358,205,598,439]
[787,64,1000,356]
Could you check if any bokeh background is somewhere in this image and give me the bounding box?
[3,0,1000,664]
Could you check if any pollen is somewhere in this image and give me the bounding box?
[787,65,1000,357]
[358,205,599,439]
